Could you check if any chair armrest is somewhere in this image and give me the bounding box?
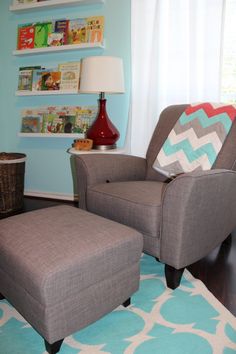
[160,169,236,269]
[74,154,147,209]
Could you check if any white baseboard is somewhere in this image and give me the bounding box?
[24,190,78,201]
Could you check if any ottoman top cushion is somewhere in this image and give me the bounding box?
[0,206,143,306]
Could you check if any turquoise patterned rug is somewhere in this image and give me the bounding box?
[1,254,236,354]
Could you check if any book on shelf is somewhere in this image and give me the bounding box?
[73,106,97,133]
[21,117,41,133]
[17,24,35,49]
[34,22,53,48]
[18,66,41,91]
[53,19,69,45]
[47,32,64,47]
[32,67,46,91]
[86,16,104,43]
[58,62,80,92]
[20,106,97,134]
[21,108,42,133]
[21,108,45,133]
[41,71,61,90]
[68,18,87,45]
[41,113,64,133]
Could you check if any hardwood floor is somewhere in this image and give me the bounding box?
[188,233,236,316]
[1,196,236,317]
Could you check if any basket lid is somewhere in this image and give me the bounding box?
[0,152,26,164]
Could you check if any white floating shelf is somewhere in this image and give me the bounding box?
[16,90,79,96]
[18,133,84,138]
[68,147,127,154]
[10,0,104,12]
[13,42,104,56]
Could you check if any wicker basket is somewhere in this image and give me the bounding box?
[0,152,26,214]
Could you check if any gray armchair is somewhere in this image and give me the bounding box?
[74,104,236,289]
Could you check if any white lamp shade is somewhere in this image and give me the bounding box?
[79,56,125,94]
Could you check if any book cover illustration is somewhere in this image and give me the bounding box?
[58,62,80,91]
[74,106,97,133]
[17,24,35,50]
[68,19,87,44]
[18,70,33,91]
[86,16,104,43]
[21,108,46,133]
[18,66,41,91]
[21,116,41,133]
[20,106,97,135]
[41,113,64,133]
[41,71,61,90]
[47,32,64,47]
[34,22,53,48]
[62,115,76,133]
[53,19,69,45]
[32,68,46,91]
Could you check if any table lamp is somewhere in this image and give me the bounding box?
[79,56,125,150]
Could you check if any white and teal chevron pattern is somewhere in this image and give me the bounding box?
[153,103,236,177]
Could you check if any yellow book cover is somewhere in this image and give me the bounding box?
[58,62,81,92]
[68,19,87,44]
[86,16,104,43]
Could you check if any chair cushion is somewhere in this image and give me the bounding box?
[153,102,236,178]
[87,180,165,238]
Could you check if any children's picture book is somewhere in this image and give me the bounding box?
[20,106,97,134]
[17,24,35,50]
[18,70,33,91]
[41,71,61,90]
[62,115,76,133]
[47,32,64,47]
[58,62,80,92]
[21,108,45,133]
[54,19,69,45]
[32,67,46,91]
[74,106,97,133]
[68,18,87,44]
[34,22,53,48]
[86,16,104,43]
[21,117,41,133]
[18,66,41,91]
[41,113,64,133]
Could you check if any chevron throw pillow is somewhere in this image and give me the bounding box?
[153,102,236,178]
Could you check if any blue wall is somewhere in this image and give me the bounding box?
[0,0,131,199]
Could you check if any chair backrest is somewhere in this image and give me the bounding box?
[145,104,236,181]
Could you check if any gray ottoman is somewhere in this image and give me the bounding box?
[0,205,143,354]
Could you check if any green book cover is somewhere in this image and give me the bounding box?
[34,22,53,48]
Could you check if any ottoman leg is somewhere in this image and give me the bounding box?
[0,292,5,300]
[44,338,64,354]
[122,298,131,307]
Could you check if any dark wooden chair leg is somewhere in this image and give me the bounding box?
[165,264,185,290]
[0,293,5,300]
[122,298,131,307]
[44,338,64,354]
[222,234,232,246]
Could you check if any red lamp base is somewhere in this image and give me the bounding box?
[86,98,120,150]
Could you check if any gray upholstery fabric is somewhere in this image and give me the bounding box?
[160,169,236,268]
[75,154,147,209]
[74,103,236,271]
[87,181,165,254]
[0,205,143,343]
